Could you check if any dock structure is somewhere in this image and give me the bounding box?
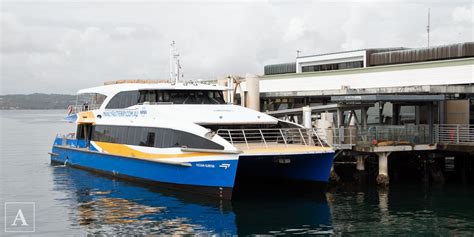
[224,42,474,185]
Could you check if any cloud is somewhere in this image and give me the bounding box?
[110,26,158,41]
[283,17,306,42]
[0,1,473,94]
[452,6,473,23]
[0,12,58,54]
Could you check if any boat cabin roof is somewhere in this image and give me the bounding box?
[77,82,227,96]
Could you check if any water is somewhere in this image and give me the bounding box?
[1,110,473,236]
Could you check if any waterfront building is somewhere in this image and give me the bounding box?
[226,42,474,185]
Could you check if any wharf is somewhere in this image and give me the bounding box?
[221,42,474,186]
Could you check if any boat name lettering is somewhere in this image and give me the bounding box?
[196,163,215,168]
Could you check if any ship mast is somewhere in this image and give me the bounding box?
[169,41,183,85]
[427,8,430,48]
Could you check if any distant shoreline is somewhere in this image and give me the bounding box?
[0,93,77,110]
[0,108,67,110]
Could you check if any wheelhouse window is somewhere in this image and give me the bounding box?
[74,93,107,112]
[138,90,226,105]
[92,125,224,150]
[106,91,140,109]
[106,89,226,109]
[139,90,156,104]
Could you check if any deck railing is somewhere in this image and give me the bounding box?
[322,127,358,149]
[434,124,474,145]
[216,128,329,149]
[327,125,431,149]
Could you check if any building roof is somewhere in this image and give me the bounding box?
[296,47,408,59]
[331,94,446,102]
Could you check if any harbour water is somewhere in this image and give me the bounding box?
[1,110,473,235]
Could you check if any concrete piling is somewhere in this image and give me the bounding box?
[302,106,312,129]
[354,155,367,184]
[330,165,341,183]
[376,152,390,186]
[356,156,365,171]
[302,106,314,145]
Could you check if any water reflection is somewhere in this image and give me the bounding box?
[326,184,474,235]
[51,166,333,235]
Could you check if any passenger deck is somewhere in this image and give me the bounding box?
[234,143,333,156]
[216,128,332,155]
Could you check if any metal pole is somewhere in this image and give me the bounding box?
[428,102,434,143]
[361,107,368,129]
[378,102,384,125]
[456,124,460,144]
[415,105,421,125]
[337,108,343,128]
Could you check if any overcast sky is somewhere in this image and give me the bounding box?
[1,0,472,94]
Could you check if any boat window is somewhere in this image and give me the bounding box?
[76,124,93,146]
[91,125,224,150]
[129,126,144,146]
[106,91,139,109]
[145,132,155,147]
[137,90,226,105]
[117,126,127,144]
[76,125,85,140]
[139,90,156,104]
[74,93,107,112]
[91,93,107,105]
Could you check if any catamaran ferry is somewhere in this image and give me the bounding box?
[50,44,334,199]
[50,81,334,199]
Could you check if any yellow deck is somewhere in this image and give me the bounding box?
[234,143,333,155]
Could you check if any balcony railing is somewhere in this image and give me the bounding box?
[327,125,431,149]
[434,124,474,145]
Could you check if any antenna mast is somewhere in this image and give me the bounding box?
[169,41,174,83]
[169,41,182,85]
[427,8,430,48]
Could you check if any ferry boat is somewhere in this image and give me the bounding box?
[50,44,334,199]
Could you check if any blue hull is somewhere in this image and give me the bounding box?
[235,153,334,183]
[51,145,239,199]
[51,138,334,199]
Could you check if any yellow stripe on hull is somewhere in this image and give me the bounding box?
[94,141,217,160]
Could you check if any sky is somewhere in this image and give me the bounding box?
[0,0,473,95]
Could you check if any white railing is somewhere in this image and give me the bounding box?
[434,124,474,145]
[216,128,329,149]
[327,125,432,149]
[324,127,358,149]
